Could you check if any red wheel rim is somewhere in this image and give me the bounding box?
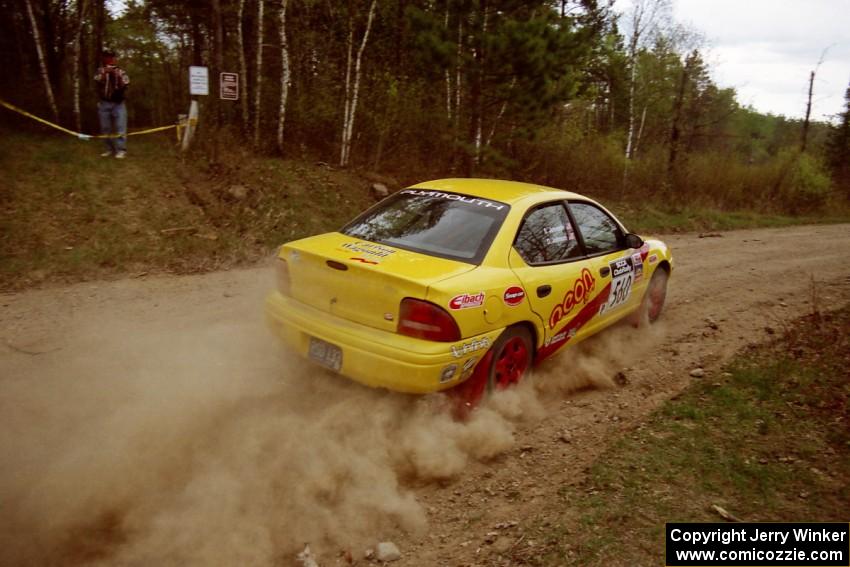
[493,337,529,389]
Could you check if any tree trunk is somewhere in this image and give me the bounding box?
[253,0,265,147]
[24,0,59,122]
[667,65,688,187]
[277,0,290,154]
[237,0,249,133]
[72,0,88,132]
[340,8,353,165]
[801,70,814,153]
[93,0,104,56]
[339,0,377,167]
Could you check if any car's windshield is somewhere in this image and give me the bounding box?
[341,189,510,264]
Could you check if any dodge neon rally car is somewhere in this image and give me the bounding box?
[265,179,672,405]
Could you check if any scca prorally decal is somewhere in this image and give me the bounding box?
[549,268,596,329]
[340,241,396,258]
[401,189,505,210]
[599,256,635,314]
[451,337,491,358]
[503,286,525,306]
[350,257,378,265]
[449,292,485,310]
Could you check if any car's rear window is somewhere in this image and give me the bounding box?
[341,189,510,264]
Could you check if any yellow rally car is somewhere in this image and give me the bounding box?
[265,179,672,407]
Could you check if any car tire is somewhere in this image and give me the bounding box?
[640,268,668,324]
[487,326,533,393]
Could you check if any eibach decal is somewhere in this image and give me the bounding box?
[449,292,485,310]
[400,189,506,211]
[503,286,525,306]
[341,241,396,258]
[549,268,596,329]
[599,256,635,315]
[350,257,378,265]
[648,253,658,264]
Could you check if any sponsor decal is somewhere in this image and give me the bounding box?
[451,337,491,358]
[631,253,644,281]
[290,250,300,261]
[340,241,396,258]
[599,255,635,315]
[543,328,577,348]
[400,189,506,211]
[549,268,596,329]
[503,286,526,306]
[537,279,613,362]
[648,253,658,264]
[350,257,378,265]
[460,356,478,379]
[449,292,485,310]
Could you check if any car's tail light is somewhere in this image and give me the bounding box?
[276,257,291,296]
[397,298,461,342]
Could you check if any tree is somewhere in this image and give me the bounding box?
[23,0,59,122]
[253,0,264,147]
[826,80,850,198]
[277,0,291,154]
[339,0,377,167]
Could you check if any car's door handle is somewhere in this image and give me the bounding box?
[537,285,552,298]
[600,266,611,277]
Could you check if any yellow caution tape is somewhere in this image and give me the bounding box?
[0,98,180,140]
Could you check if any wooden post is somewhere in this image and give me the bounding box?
[182,100,199,151]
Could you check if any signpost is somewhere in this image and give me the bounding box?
[189,66,209,96]
[220,73,239,100]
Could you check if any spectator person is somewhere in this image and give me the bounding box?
[94,50,130,158]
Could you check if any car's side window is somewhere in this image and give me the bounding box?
[514,203,581,265]
[569,202,622,255]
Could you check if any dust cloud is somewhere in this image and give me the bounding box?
[0,292,663,566]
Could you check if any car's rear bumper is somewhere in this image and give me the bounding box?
[264,291,501,394]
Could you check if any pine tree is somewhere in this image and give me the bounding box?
[826,80,850,199]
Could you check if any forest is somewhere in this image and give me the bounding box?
[1,0,849,214]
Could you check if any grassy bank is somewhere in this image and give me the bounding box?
[529,302,850,565]
[1,130,848,290]
[0,131,379,290]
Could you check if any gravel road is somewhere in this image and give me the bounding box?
[2,224,849,566]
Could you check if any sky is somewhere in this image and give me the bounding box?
[636,0,850,122]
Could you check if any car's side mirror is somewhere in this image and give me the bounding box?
[624,233,644,250]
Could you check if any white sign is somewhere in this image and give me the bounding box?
[189,66,209,96]
[220,72,238,100]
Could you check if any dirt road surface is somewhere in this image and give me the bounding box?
[2,224,850,566]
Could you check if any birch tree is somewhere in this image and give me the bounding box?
[624,0,669,161]
[71,0,89,132]
[253,0,265,147]
[339,0,377,167]
[276,0,290,154]
[24,0,59,122]
[237,0,249,132]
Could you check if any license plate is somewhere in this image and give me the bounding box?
[308,337,342,372]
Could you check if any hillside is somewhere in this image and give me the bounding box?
[2,130,847,292]
[0,131,382,290]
